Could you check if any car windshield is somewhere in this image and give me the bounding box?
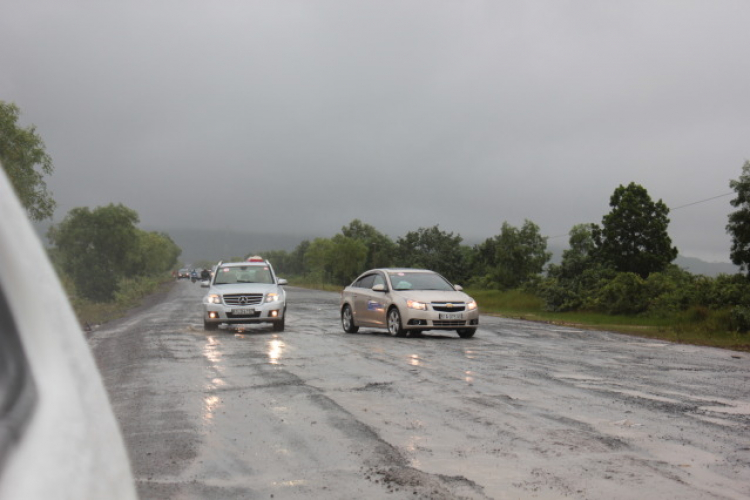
[387,272,455,291]
[214,266,273,285]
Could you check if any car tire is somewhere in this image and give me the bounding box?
[204,318,218,331]
[387,307,406,337]
[341,305,359,333]
[273,315,285,332]
[457,328,476,338]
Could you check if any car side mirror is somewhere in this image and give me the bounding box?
[372,283,386,292]
[454,285,463,291]
[277,278,288,286]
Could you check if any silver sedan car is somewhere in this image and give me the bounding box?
[340,268,479,338]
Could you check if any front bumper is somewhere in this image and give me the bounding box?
[401,309,480,330]
[203,303,285,325]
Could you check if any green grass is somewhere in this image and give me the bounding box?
[66,274,176,327]
[288,278,343,293]
[467,288,750,352]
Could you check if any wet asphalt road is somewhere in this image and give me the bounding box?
[88,280,750,499]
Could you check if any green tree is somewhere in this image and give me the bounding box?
[727,160,750,275]
[0,101,55,220]
[131,231,182,276]
[395,225,468,283]
[543,223,605,311]
[260,250,291,276]
[593,182,678,278]
[329,234,368,285]
[288,240,310,276]
[557,224,597,278]
[48,204,141,301]
[302,235,368,285]
[340,219,396,269]
[490,220,551,290]
[304,238,335,282]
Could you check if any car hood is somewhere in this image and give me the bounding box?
[210,283,279,294]
[391,289,473,303]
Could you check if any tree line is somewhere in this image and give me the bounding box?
[259,173,750,331]
[261,181,681,288]
[4,99,750,329]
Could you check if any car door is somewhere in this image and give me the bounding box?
[357,272,388,327]
[351,274,375,326]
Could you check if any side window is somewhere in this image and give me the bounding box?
[372,273,386,289]
[0,284,37,471]
[356,275,375,289]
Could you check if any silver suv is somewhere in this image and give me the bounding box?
[202,257,287,331]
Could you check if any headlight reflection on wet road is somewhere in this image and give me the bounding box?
[267,336,285,365]
[202,336,225,424]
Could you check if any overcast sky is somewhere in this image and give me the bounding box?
[2,1,749,262]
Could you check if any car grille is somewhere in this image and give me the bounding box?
[431,302,466,312]
[433,320,467,327]
[223,293,264,306]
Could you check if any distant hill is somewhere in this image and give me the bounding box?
[674,255,739,277]
[547,245,738,278]
[159,227,313,265]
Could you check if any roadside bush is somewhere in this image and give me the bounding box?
[595,272,649,315]
[702,274,750,308]
[541,264,616,312]
[730,306,750,333]
[644,266,697,314]
[113,275,164,306]
[539,278,582,312]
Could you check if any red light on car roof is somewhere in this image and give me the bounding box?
[247,255,264,262]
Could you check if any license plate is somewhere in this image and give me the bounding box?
[439,312,464,320]
[231,308,255,315]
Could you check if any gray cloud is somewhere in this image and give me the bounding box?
[2,0,748,262]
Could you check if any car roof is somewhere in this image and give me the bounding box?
[216,261,276,274]
[220,261,268,267]
[371,268,434,273]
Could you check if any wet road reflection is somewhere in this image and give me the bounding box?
[267,336,285,365]
[202,336,225,424]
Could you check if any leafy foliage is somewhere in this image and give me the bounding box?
[473,220,551,290]
[0,101,55,220]
[48,204,181,302]
[727,160,750,275]
[341,219,397,270]
[395,225,469,284]
[593,182,678,278]
[300,235,368,285]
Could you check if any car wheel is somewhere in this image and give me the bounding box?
[457,328,476,338]
[204,318,218,331]
[341,305,359,333]
[387,307,406,337]
[273,317,285,332]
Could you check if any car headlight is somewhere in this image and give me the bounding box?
[406,299,427,311]
[266,292,281,303]
[467,300,477,311]
[206,294,221,304]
